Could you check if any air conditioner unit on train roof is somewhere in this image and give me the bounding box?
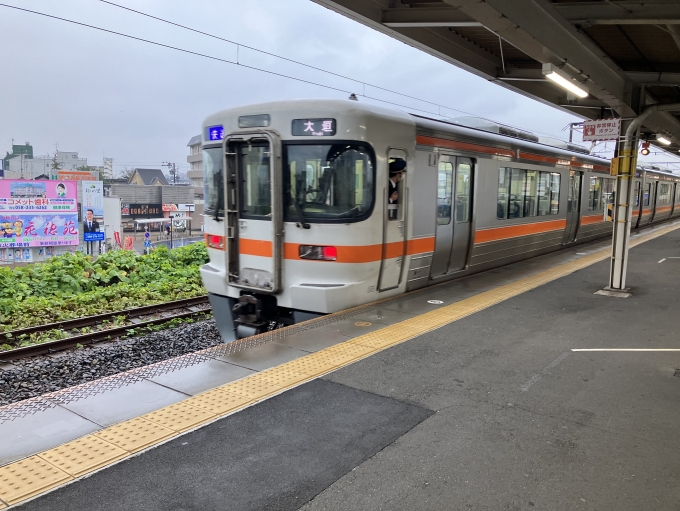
[448,116,540,144]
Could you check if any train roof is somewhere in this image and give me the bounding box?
[203,98,612,168]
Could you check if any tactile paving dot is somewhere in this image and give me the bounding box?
[186,388,253,416]
[0,455,72,505]
[318,343,375,364]
[141,401,217,433]
[94,417,175,453]
[223,376,283,400]
[38,436,128,478]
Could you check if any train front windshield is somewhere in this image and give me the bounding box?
[284,143,375,223]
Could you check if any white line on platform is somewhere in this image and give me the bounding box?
[668,257,680,259]
[572,349,680,352]
[658,258,666,263]
[520,352,570,391]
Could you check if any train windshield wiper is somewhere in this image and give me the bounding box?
[293,197,310,229]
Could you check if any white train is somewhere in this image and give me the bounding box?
[199,99,680,340]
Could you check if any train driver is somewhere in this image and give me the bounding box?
[388,158,407,204]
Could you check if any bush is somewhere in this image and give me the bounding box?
[0,243,209,332]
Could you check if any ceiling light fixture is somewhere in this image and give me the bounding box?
[542,63,588,98]
[656,135,671,145]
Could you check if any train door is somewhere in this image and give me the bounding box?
[633,181,642,228]
[431,156,473,275]
[563,171,582,244]
[671,184,677,216]
[448,158,473,271]
[224,132,283,293]
[378,149,407,291]
[651,181,659,222]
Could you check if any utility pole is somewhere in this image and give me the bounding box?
[162,162,178,184]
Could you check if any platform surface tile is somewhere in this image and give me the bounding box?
[2,222,680,509]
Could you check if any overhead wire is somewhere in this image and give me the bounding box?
[3,1,578,142]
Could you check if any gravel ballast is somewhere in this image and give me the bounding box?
[0,320,225,406]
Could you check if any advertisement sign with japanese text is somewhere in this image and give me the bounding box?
[81,181,104,218]
[123,236,134,250]
[0,180,79,248]
[582,119,621,141]
[57,170,97,181]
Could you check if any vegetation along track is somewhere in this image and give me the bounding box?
[0,296,210,361]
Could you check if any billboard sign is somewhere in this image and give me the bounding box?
[582,118,621,141]
[84,231,105,242]
[57,170,97,181]
[121,203,161,218]
[0,180,79,248]
[81,181,104,218]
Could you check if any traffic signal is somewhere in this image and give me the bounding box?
[640,142,650,156]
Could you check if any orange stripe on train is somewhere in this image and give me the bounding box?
[474,219,566,244]
[242,237,435,263]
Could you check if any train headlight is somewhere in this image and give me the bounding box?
[205,234,226,250]
[299,245,337,261]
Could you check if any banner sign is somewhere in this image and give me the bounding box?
[0,180,78,213]
[81,181,104,218]
[114,231,122,247]
[123,236,134,250]
[121,203,162,217]
[0,180,79,248]
[84,231,105,242]
[582,118,621,141]
[57,170,96,181]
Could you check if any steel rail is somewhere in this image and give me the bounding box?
[0,296,211,362]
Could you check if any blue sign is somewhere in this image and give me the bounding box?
[207,125,224,141]
[84,232,105,242]
[145,231,150,238]
[144,239,151,248]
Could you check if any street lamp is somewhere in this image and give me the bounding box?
[169,214,174,249]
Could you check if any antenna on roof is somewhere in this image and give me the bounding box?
[349,93,358,101]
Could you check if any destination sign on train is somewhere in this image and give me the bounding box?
[291,118,336,136]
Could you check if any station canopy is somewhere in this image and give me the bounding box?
[313,0,680,153]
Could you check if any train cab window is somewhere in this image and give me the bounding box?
[588,177,603,211]
[283,143,375,223]
[203,147,224,218]
[239,144,271,218]
[643,183,651,206]
[456,161,471,223]
[437,161,453,225]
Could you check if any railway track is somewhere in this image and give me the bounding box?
[0,296,211,362]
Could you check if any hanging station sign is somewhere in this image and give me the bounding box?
[582,119,621,141]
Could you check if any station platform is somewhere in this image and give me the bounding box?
[2,221,680,510]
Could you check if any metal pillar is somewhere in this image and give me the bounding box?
[608,102,680,291]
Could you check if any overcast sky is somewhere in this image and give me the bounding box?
[1,0,676,176]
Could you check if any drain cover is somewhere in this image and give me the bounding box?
[427,300,444,305]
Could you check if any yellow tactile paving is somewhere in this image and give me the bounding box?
[255,367,312,388]
[186,388,254,415]
[38,436,127,478]
[94,417,175,453]
[142,401,217,433]
[0,455,72,505]
[2,222,679,508]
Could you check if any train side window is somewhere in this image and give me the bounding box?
[456,161,471,223]
[549,172,560,214]
[437,161,453,225]
[508,168,526,219]
[239,144,271,218]
[588,177,602,211]
[602,179,615,205]
[676,183,680,203]
[524,171,538,217]
[634,181,641,207]
[643,183,651,206]
[659,183,670,204]
[388,150,407,221]
[497,168,509,219]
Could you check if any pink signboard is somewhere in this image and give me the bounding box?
[0,180,79,248]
